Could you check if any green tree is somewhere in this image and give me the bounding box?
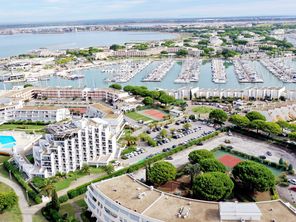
[24,84,33,88]
[249,119,266,133]
[142,97,154,106]
[192,172,234,201]
[147,161,177,186]
[81,164,90,175]
[262,122,282,136]
[209,109,228,125]
[246,111,266,121]
[188,149,214,164]
[160,129,168,138]
[184,163,201,186]
[279,158,284,165]
[232,161,275,192]
[41,179,54,197]
[200,158,227,173]
[122,133,138,146]
[183,123,192,130]
[51,189,60,211]
[109,84,122,90]
[110,44,125,51]
[103,164,115,175]
[176,49,188,57]
[158,94,175,105]
[288,132,296,141]
[0,191,17,213]
[229,114,250,128]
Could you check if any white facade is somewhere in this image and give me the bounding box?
[32,118,117,178]
[86,103,125,136]
[14,106,70,122]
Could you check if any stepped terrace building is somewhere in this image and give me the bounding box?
[85,174,296,222]
[32,118,117,178]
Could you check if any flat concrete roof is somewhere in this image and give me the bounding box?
[92,175,296,222]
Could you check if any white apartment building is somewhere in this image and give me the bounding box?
[86,103,125,137]
[32,118,117,178]
[85,174,296,222]
[14,106,70,122]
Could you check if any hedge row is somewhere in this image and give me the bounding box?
[66,131,220,199]
[220,145,287,171]
[3,161,42,204]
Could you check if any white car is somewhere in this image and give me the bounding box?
[288,179,296,185]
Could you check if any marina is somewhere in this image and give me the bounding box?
[174,58,201,83]
[211,59,227,83]
[103,60,151,83]
[142,59,175,82]
[233,59,263,83]
[260,58,296,83]
[0,59,295,90]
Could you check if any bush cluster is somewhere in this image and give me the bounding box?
[4,161,42,204]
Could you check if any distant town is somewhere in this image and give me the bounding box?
[0,16,295,222]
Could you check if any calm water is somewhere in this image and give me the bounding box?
[0,31,176,58]
[1,60,295,90]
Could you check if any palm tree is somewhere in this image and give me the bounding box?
[81,164,90,175]
[123,133,138,146]
[184,163,201,186]
[41,179,55,197]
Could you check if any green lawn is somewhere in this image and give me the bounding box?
[192,106,214,114]
[0,155,10,163]
[33,210,48,222]
[0,182,22,222]
[125,111,153,122]
[59,195,87,220]
[0,124,45,133]
[53,168,105,191]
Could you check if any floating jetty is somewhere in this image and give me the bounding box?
[233,59,263,83]
[211,59,227,84]
[142,59,174,82]
[174,59,201,83]
[105,60,151,83]
[260,58,296,83]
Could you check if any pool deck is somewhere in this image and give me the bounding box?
[0,131,41,155]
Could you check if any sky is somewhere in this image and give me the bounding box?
[0,0,296,24]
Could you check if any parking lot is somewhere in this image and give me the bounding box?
[121,120,215,165]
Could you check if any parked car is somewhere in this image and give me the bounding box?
[165,156,173,160]
[266,151,272,156]
[259,155,266,160]
[288,179,296,185]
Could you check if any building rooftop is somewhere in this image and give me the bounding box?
[91,174,296,222]
[18,106,60,111]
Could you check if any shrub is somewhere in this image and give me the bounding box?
[58,195,69,203]
[200,158,226,173]
[188,149,214,164]
[0,191,17,213]
[147,161,177,186]
[192,172,234,201]
[232,161,275,192]
[3,161,41,204]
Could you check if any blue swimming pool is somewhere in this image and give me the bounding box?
[0,135,16,149]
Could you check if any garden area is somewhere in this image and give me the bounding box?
[192,105,214,114]
[145,148,280,203]
[0,121,48,133]
[0,182,21,222]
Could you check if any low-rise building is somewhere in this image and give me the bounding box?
[14,106,70,122]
